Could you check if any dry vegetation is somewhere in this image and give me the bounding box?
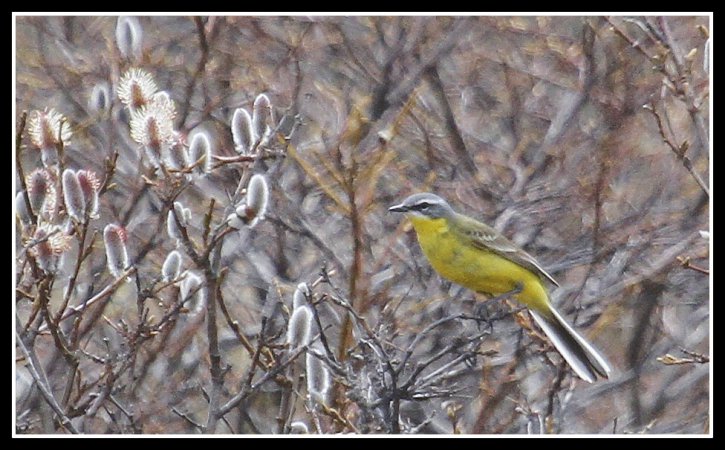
[15,15,709,434]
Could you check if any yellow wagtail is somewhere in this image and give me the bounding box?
[389,193,611,383]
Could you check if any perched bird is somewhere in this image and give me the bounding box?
[389,192,611,383]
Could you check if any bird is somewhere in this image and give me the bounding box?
[389,192,611,383]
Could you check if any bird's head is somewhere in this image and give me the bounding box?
[388,193,454,220]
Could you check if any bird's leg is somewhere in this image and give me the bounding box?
[473,283,525,329]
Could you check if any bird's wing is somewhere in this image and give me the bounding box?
[451,213,559,287]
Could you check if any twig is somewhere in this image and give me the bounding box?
[16,332,79,434]
[55,219,94,324]
[643,104,709,197]
[202,267,223,434]
[657,17,709,156]
[15,111,38,225]
[108,395,140,433]
[216,344,309,417]
[39,267,137,331]
[172,406,204,432]
[216,278,268,366]
[178,16,210,126]
[677,256,709,275]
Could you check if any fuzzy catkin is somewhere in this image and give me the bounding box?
[161,250,182,282]
[306,348,331,405]
[188,131,211,174]
[231,108,254,154]
[252,93,273,146]
[180,271,205,315]
[62,169,85,221]
[293,283,310,309]
[103,224,129,279]
[287,305,313,350]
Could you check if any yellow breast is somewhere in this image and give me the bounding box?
[408,215,551,314]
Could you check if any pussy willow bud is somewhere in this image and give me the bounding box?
[286,305,313,350]
[252,93,273,147]
[62,169,84,221]
[28,109,72,169]
[167,202,191,243]
[31,225,71,273]
[34,235,55,273]
[89,82,112,115]
[180,271,205,315]
[75,170,100,219]
[150,91,177,118]
[27,109,72,161]
[231,108,254,154]
[289,422,309,434]
[226,213,244,230]
[26,169,53,218]
[306,345,331,406]
[115,16,143,61]
[130,96,175,168]
[175,201,192,223]
[246,174,269,214]
[104,224,129,279]
[117,68,158,113]
[163,132,189,172]
[161,250,182,282]
[293,282,310,309]
[188,131,211,174]
[239,174,269,227]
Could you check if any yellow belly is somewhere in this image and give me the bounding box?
[409,216,551,314]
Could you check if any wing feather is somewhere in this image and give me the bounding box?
[451,213,559,287]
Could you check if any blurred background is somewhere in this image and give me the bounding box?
[15,15,710,434]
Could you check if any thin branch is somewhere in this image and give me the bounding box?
[16,111,38,225]
[16,332,79,434]
[643,103,709,197]
[179,16,211,126]
[39,267,137,331]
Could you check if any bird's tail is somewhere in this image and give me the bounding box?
[529,307,612,383]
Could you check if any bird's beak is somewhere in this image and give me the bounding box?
[388,203,408,213]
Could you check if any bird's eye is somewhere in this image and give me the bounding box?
[417,202,430,210]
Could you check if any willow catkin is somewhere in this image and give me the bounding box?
[240,174,269,227]
[287,305,313,350]
[180,271,205,315]
[26,169,53,218]
[167,202,191,243]
[252,93,273,146]
[188,131,212,174]
[306,344,331,406]
[62,169,84,221]
[231,108,254,154]
[103,224,129,279]
[89,83,111,115]
[115,16,143,61]
[293,282,310,309]
[75,170,100,219]
[161,250,182,282]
